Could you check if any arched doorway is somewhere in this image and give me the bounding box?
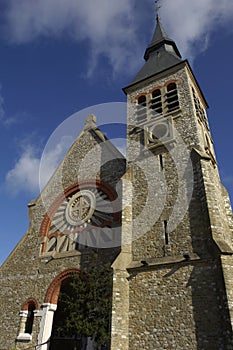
[49,277,86,350]
[46,268,112,350]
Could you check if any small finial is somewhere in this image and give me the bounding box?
[155,0,161,20]
[84,114,96,130]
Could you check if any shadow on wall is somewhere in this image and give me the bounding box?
[188,152,233,350]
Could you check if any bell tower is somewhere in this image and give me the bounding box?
[111,12,233,350]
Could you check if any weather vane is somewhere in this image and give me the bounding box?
[155,0,162,19]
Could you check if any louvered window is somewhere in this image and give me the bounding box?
[135,82,180,125]
[150,89,162,117]
[136,95,147,123]
[166,83,179,111]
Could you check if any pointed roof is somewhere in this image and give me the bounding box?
[125,16,182,89]
[144,15,181,61]
[151,15,168,41]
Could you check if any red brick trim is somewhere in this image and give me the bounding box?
[164,79,178,88]
[135,93,147,102]
[44,268,82,304]
[40,179,120,252]
[21,298,39,311]
[149,86,162,94]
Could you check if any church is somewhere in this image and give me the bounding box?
[0,8,233,350]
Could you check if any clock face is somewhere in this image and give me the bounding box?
[40,181,121,253]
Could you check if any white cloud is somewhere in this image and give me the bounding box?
[5,136,72,195]
[2,0,233,75]
[4,0,144,77]
[5,146,40,195]
[161,0,233,59]
[0,84,25,127]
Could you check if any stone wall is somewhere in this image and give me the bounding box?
[128,259,232,350]
[110,61,233,349]
[0,121,126,349]
[1,60,233,350]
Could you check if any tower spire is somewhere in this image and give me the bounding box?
[144,6,181,61]
[124,3,183,87]
[155,0,161,20]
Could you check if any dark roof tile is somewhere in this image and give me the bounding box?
[128,16,182,86]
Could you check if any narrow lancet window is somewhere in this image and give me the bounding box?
[159,154,164,171]
[17,299,38,342]
[25,302,35,334]
[164,220,169,245]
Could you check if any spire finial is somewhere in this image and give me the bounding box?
[155,0,162,20]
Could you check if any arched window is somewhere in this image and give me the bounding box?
[134,82,179,127]
[17,298,38,342]
[166,83,179,111]
[25,302,36,334]
[136,95,147,123]
[150,89,162,116]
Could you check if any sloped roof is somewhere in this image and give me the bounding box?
[125,16,182,88]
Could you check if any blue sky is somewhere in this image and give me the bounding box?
[0,0,233,265]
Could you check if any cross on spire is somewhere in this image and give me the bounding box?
[155,0,162,20]
[123,0,182,88]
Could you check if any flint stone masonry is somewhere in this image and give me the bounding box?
[109,59,233,349]
[128,260,232,350]
[0,125,125,349]
[1,21,233,350]
[124,63,232,262]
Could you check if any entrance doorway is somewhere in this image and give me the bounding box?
[49,337,82,350]
[49,274,110,350]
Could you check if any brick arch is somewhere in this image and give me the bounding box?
[164,79,178,88]
[21,297,39,311]
[149,85,162,94]
[135,93,147,102]
[45,268,82,304]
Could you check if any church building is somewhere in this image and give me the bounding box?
[0,10,233,350]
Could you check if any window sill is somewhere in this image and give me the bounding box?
[17,333,32,342]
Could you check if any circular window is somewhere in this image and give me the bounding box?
[65,190,96,226]
[149,122,169,142]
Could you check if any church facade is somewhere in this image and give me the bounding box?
[0,13,233,350]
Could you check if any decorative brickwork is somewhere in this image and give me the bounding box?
[45,268,81,304]
[40,179,120,255]
[21,298,39,311]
